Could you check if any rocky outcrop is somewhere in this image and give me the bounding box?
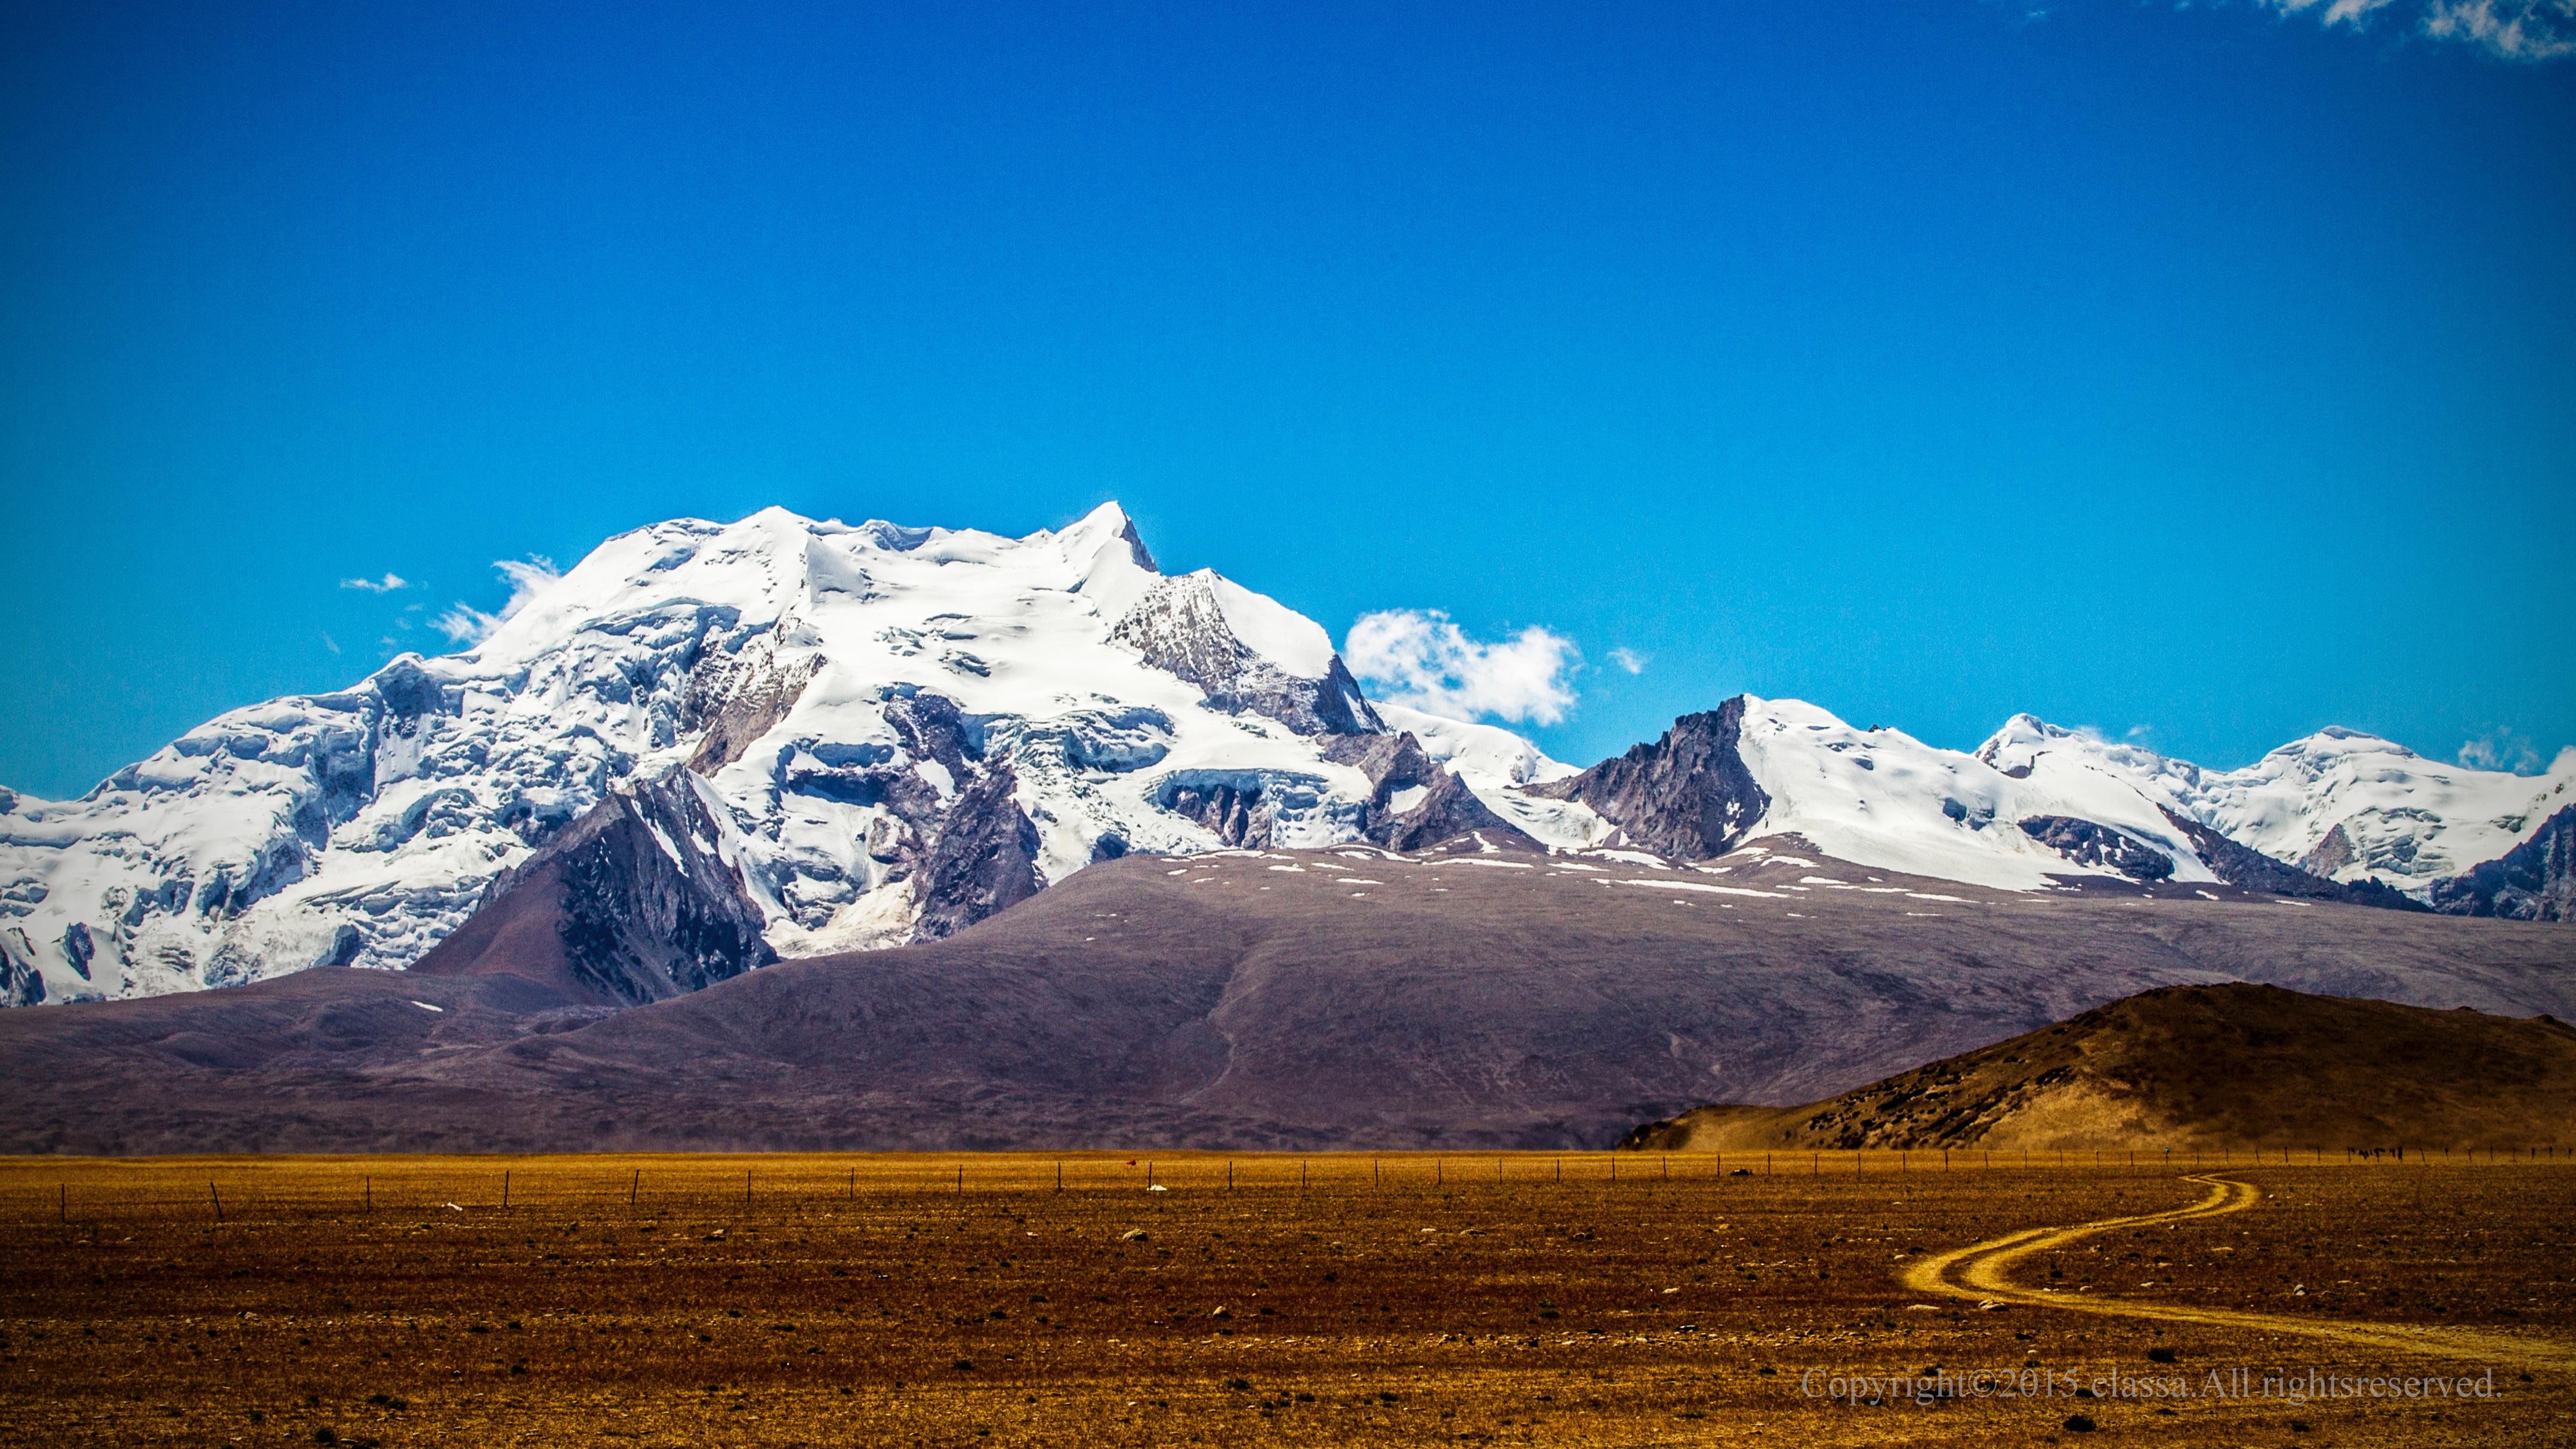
[0,929,44,1007]
[1110,575,1381,736]
[1327,732,1535,852]
[1160,780,1275,850]
[909,761,1045,942]
[684,642,821,773]
[2432,806,2576,923]
[414,771,776,1005]
[2302,822,2358,879]
[1525,698,1768,859]
[2017,815,2175,881]
[2158,808,2423,910]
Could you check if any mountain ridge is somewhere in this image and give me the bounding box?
[5,847,2569,1152]
[4,500,2570,1010]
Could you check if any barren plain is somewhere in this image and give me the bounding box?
[1,1152,2569,1445]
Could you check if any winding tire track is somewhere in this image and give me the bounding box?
[1900,1173,2573,1371]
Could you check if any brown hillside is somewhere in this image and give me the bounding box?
[5,846,2572,1154]
[1622,983,2576,1154]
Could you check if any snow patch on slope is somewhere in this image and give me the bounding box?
[1725,698,2217,892]
[0,501,1397,1003]
[1979,715,2576,893]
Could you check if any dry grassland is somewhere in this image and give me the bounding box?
[0,1152,2568,1446]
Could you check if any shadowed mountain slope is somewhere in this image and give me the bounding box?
[1620,982,2576,1154]
[3,841,2569,1155]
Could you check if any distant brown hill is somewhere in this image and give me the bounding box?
[1621,983,2576,1154]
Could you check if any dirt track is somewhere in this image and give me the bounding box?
[5,1154,2568,1445]
[1902,1172,2576,1373]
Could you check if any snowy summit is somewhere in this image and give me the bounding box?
[2,501,2568,1007]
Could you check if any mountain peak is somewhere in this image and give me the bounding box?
[0,498,1445,1001]
[1048,500,1158,574]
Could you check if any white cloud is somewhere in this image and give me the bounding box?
[433,556,560,647]
[320,632,341,655]
[2422,0,2576,57]
[1608,646,1649,675]
[1344,609,1581,726]
[2458,726,2546,775]
[340,572,410,594]
[2251,0,2575,60]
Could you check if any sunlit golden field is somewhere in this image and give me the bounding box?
[1,1153,2568,1445]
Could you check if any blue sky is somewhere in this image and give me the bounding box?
[4,1,2571,799]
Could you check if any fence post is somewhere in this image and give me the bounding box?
[364,1176,372,1212]
[58,1183,65,1224]
[631,1170,640,1208]
[502,1171,510,1210]
[209,1183,224,1224]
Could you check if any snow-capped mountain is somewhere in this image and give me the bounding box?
[4,500,2567,1010]
[1510,695,2571,907]
[1976,716,2576,893]
[0,502,1537,1006]
[1525,696,2241,891]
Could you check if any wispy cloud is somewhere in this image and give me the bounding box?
[340,572,410,594]
[2250,0,2575,60]
[433,557,560,647]
[2421,0,2576,58]
[1345,609,1581,726]
[1607,646,1649,675]
[320,632,341,655]
[2458,725,2546,775]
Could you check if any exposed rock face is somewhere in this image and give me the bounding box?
[2302,822,2358,879]
[0,930,44,1007]
[684,642,822,773]
[419,771,778,1006]
[2157,808,2423,910]
[1160,781,1275,850]
[1109,575,1381,736]
[2432,806,2576,923]
[60,923,94,980]
[1328,732,1536,852]
[2159,809,2336,895]
[908,761,1045,942]
[1526,698,1767,859]
[2017,815,2175,882]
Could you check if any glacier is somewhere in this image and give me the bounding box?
[4,499,2568,1009]
[0,503,1537,1004]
